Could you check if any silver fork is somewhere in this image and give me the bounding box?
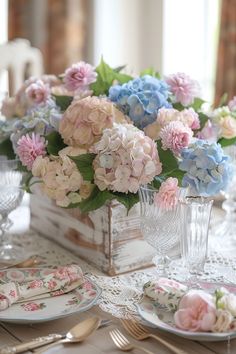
[109,328,154,354]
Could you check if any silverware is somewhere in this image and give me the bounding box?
[120,317,188,354]
[110,328,154,354]
[0,255,41,270]
[0,318,111,354]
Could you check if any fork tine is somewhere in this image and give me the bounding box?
[114,329,129,345]
[121,318,145,336]
[110,330,122,349]
[127,316,149,333]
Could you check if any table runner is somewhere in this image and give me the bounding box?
[6,223,236,321]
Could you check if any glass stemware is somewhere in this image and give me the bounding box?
[180,196,213,286]
[0,158,25,262]
[139,186,182,276]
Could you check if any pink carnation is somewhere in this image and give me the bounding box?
[174,290,216,332]
[64,61,97,92]
[166,72,200,106]
[17,133,46,170]
[154,178,179,210]
[159,121,193,154]
[26,80,50,104]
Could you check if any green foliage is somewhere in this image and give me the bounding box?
[0,138,16,159]
[91,57,132,96]
[53,95,73,111]
[156,140,178,172]
[218,93,228,107]
[191,97,205,111]
[218,136,236,147]
[198,112,209,130]
[172,102,185,111]
[113,192,139,212]
[46,131,66,156]
[75,187,113,213]
[70,153,96,181]
[140,67,161,79]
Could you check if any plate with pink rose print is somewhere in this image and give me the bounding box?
[0,268,101,323]
[137,281,236,341]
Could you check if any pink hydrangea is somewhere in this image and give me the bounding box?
[158,107,200,130]
[91,123,162,194]
[154,178,179,210]
[59,96,127,148]
[17,133,46,170]
[228,96,236,111]
[26,80,50,104]
[64,61,97,92]
[166,72,200,106]
[159,121,193,154]
[197,120,219,142]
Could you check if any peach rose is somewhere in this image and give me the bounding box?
[219,116,236,139]
[174,290,216,332]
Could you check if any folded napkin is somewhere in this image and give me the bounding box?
[0,265,84,311]
[143,278,188,311]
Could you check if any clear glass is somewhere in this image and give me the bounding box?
[210,145,236,242]
[139,186,183,276]
[180,196,213,276]
[0,157,25,263]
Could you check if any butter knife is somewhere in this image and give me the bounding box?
[0,319,111,354]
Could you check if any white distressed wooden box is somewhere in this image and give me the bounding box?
[30,195,156,275]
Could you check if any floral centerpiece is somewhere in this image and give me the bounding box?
[0,59,235,213]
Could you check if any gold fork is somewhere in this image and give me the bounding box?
[120,317,188,354]
[109,329,154,354]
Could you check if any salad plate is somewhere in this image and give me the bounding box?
[0,268,101,323]
[137,281,236,342]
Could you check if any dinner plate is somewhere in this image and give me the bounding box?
[0,268,101,323]
[137,281,236,341]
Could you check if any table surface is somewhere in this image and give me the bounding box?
[0,201,236,354]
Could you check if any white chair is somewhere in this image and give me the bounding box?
[0,39,44,95]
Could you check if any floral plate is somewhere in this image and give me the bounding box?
[137,281,236,342]
[0,268,101,323]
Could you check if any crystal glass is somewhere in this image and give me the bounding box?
[180,196,213,277]
[0,158,25,262]
[139,186,183,275]
[210,145,236,241]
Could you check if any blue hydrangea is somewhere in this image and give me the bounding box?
[10,100,62,152]
[109,75,171,129]
[179,139,233,196]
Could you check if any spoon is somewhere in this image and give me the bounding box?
[36,316,101,353]
[0,255,41,270]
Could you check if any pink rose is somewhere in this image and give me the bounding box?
[174,290,216,332]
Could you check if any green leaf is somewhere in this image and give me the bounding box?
[0,138,15,159]
[218,136,236,147]
[156,140,179,172]
[76,187,113,213]
[113,65,126,73]
[198,112,209,130]
[46,131,66,156]
[70,153,96,181]
[219,93,228,107]
[166,169,185,185]
[191,97,205,111]
[140,67,160,79]
[91,57,132,96]
[172,102,185,111]
[53,95,73,111]
[113,192,139,212]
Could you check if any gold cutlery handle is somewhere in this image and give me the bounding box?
[0,334,62,354]
[149,334,188,354]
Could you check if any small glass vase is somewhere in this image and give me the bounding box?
[180,196,213,283]
[139,186,184,276]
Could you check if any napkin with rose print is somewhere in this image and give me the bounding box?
[0,265,84,311]
[143,278,236,333]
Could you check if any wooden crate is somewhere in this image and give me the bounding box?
[30,195,156,275]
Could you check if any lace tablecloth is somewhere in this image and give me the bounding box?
[10,220,236,321]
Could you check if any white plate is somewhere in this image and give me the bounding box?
[137,281,236,341]
[0,268,101,323]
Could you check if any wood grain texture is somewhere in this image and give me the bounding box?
[30,195,156,275]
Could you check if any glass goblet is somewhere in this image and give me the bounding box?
[139,186,182,276]
[0,158,25,262]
